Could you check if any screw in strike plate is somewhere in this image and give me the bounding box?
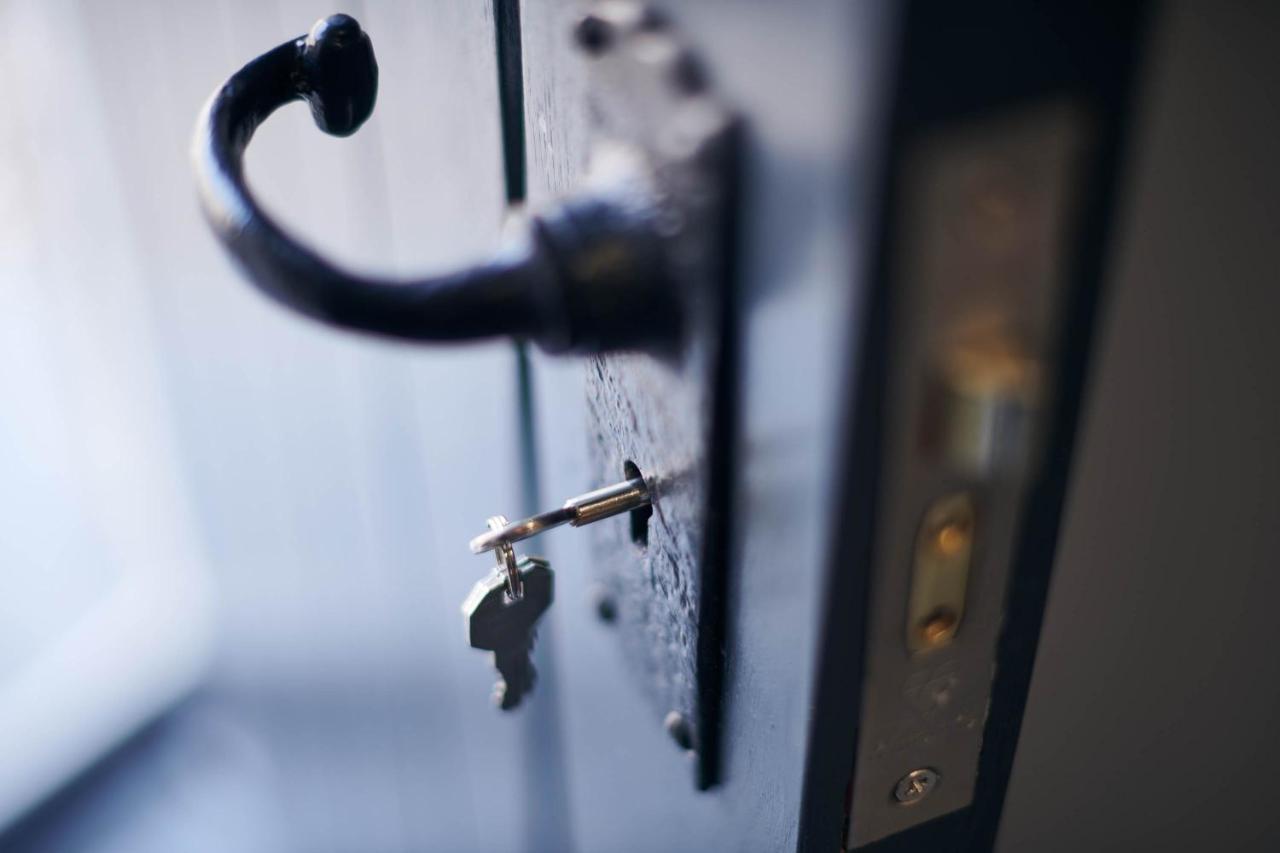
[892,768,940,806]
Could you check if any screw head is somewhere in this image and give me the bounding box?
[918,608,959,648]
[933,517,972,557]
[664,711,694,751]
[636,7,668,31]
[670,51,707,94]
[573,13,613,55]
[591,585,618,623]
[893,768,940,806]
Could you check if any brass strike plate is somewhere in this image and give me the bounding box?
[846,103,1089,847]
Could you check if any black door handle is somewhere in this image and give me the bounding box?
[192,13,709,354]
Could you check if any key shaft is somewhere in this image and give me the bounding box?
[469,476,650,554]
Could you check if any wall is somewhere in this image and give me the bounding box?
[998,3,1280,849]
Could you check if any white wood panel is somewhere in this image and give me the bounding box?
[0,0,213,828]
[0,1,529,850]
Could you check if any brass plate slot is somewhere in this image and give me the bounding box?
[906,494,975,652]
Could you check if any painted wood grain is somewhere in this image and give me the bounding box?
[522,1,894,849]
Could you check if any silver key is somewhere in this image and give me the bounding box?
[468,476,650,556]
[462,555,553,710]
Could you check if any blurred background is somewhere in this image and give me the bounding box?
[0,1,539,850]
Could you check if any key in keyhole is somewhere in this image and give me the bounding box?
[469,475,652,555]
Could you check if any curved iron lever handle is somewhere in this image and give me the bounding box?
[193,14,676,353]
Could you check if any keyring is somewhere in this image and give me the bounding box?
[486,515,523,599]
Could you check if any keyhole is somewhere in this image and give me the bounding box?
[623,460,651,548]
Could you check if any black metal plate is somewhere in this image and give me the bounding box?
[575,2,738,791]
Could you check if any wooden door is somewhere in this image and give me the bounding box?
[518,2,895,850]
[514,2,1148,851]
